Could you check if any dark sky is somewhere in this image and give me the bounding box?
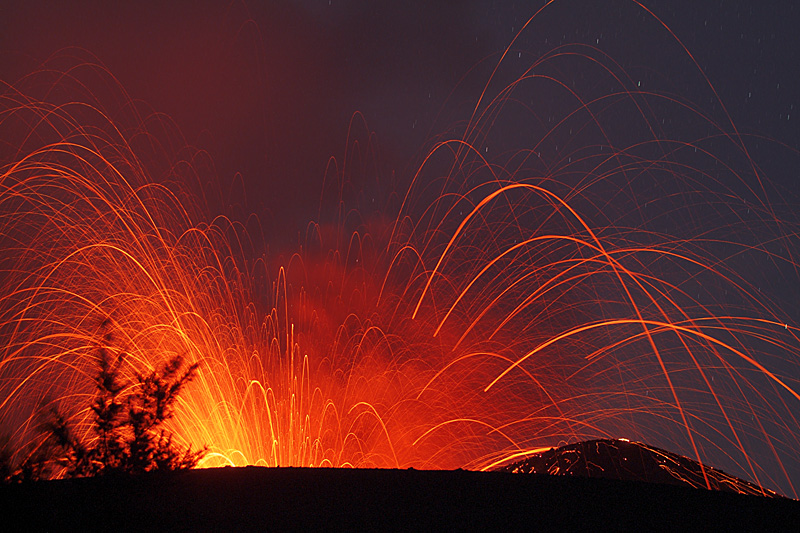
[2,0,797,230]
[2,0,800,492]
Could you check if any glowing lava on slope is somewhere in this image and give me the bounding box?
[2,6,800,498]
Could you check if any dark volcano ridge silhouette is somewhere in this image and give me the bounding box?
[3,439,798,531]
[496,438,782,497]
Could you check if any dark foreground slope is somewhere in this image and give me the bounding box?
[2,466,798,531]
[499,438,782,497]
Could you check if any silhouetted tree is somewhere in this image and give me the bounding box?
[2,320,206,484]
[41,343,207,478]
[0,420,62,483]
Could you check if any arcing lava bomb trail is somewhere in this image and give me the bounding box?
[2,5,800,498]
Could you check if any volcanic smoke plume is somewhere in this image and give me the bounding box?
[1,4,800,498]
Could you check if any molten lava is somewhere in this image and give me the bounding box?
[2,7,800,499]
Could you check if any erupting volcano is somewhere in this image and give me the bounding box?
[1,0,799,504]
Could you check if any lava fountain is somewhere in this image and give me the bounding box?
[2,7,800,498]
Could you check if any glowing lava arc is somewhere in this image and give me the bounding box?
[2,6,800,500]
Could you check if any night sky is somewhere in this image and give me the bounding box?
[2,0,797,229]
[2,0,800,493]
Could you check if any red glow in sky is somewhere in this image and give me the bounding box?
[1,1,800,497]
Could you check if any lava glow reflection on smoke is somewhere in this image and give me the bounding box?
[2,12,800,498]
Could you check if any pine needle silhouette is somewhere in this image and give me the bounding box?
[38,331,207,478]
